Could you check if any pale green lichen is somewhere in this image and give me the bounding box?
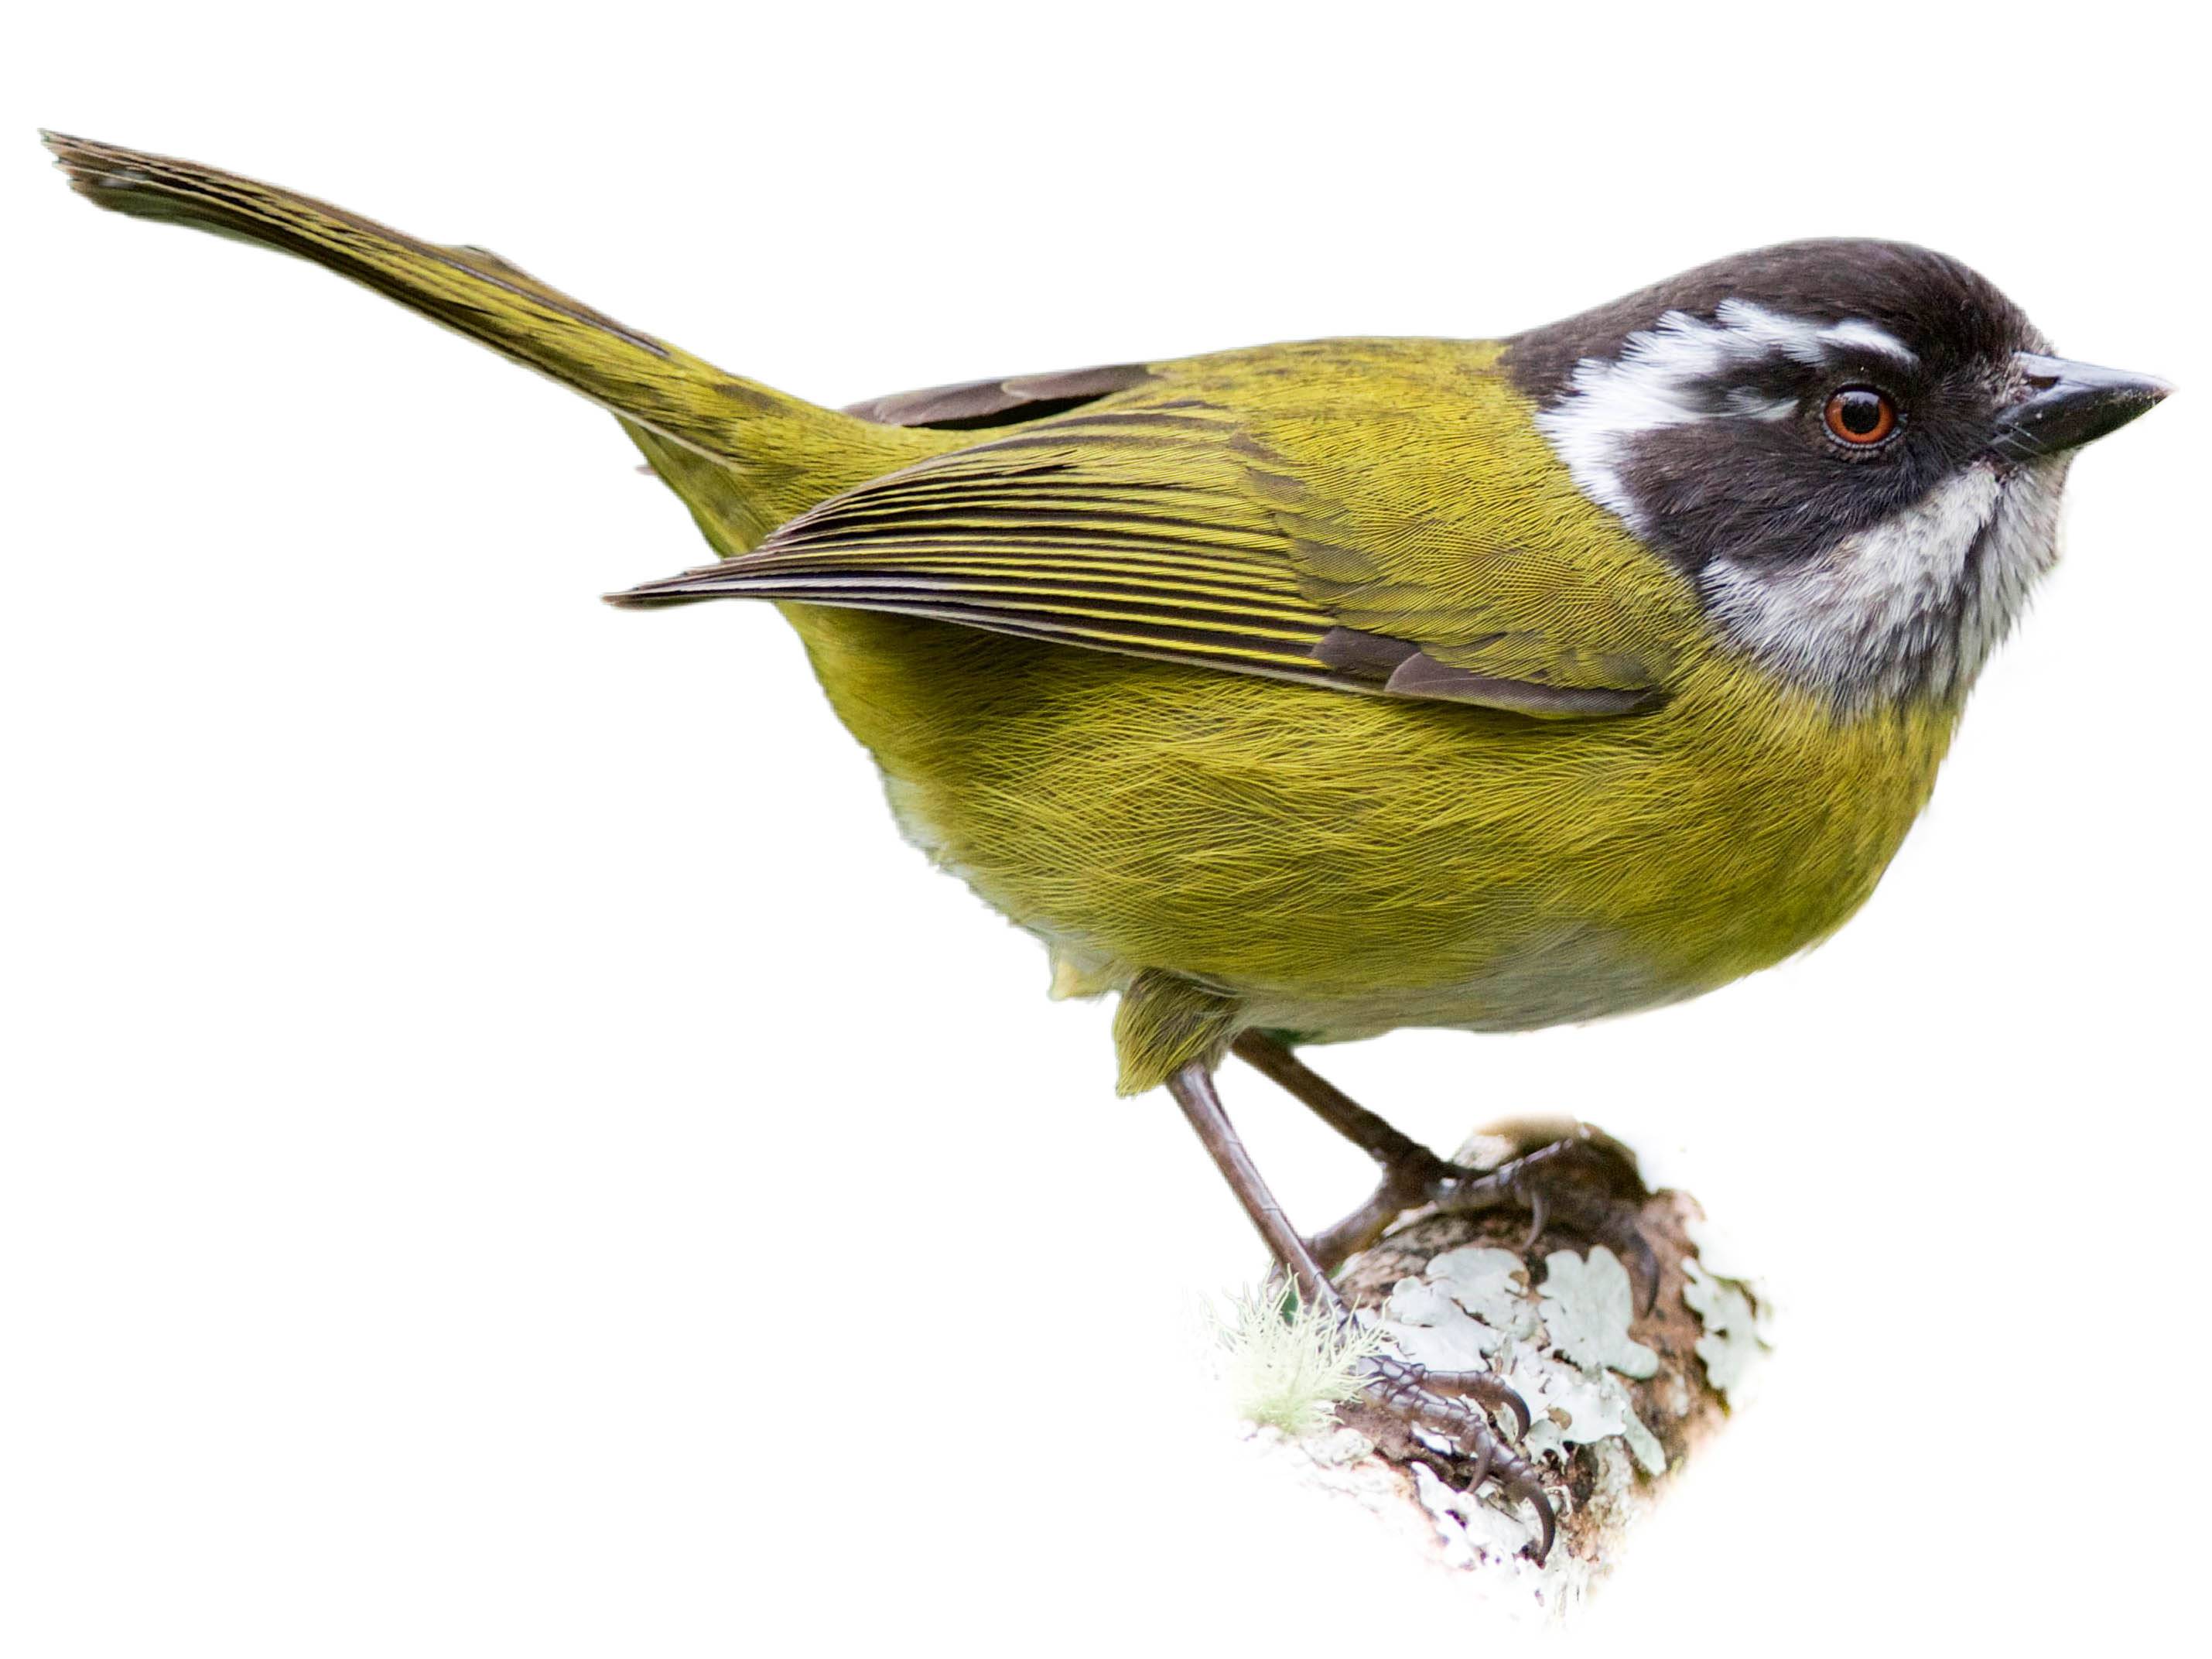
[1618,1401,1668,1477]
[1381,1243,1670,1507]
[1384,1277,1506,1366]
[1429,1247,1543,1342]
[1682,1213,1768,1291]
[1380,1245,1544,1369]
[1513,1362,1669,1476]
[1537,1248,1660,1380]
[1681,1257,1770,1406]
[1214,1284,1389,1436]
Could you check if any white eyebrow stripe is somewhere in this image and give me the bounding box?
[1709,302,1920,368]
[1820,317,1920,365]
[1711,300,1835,366]
[1727,388,1799,421]
[1534,300,1922,529]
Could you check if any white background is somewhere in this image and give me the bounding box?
[4,5,2206,1653]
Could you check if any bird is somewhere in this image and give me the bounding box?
[43,133,2170,1558]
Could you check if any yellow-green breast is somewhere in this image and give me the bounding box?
[784,598,1957,1042]
[746,340,1957,1050]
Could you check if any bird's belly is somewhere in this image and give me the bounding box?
[1231,924,1711,1042]
[786,608,1957,1037]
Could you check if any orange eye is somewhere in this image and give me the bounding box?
[1823,386,1897,446]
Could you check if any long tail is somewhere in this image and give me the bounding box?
[43,133,939,549]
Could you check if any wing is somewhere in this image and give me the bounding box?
[610,342,1696,719]
[841,361,1155,429]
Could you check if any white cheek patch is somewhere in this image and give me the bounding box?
[1697,461,2065,706]
[1534,301,1919,531]
[1957,457,2067,688]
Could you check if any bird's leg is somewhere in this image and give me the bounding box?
[1229,1031,1465,1189]
[1229,1032,1657,1306]
[1165,1061,1557,1560]
[1168,1056,1334,1308]
[1229,1031,1477,1272]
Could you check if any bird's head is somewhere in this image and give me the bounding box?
[1503,240,2170,710]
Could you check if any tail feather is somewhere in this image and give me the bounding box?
[43,133,941,547]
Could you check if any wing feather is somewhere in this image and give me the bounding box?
[610,364,1676,719]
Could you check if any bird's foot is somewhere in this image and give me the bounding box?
[1354,1349,1556,1560]
[1431,1127,1660,1312]
[1318,1133,1653,1563]
[1314,1124,1657,1311]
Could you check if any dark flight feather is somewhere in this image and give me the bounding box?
[614,379,1666,719]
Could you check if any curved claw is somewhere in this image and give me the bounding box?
[1491,1449,1557,1564]
[1356,1353,1558,1564]
[1419,1367,1532,1438]
[1457,1425,1493,1490]
[1516,1184,1550,1254]
[1485,1137,1659,1319]
[1522,1485,1557,1563]
[1610,1221,1663,1317]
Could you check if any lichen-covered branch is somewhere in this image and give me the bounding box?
[1217,1127,1769,1619]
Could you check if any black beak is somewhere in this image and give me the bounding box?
[1989,353,2173,462]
